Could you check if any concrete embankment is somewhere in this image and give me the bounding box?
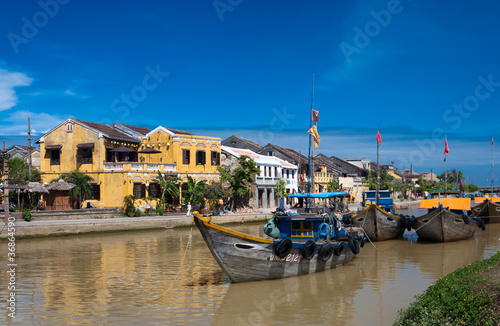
[0,212,272,239]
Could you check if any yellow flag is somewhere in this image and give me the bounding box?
[307,123,320,150]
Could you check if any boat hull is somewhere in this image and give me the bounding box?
[471,200,500,224]
[351,205,404,241]
[414,207,477,242]
[193,215,355,283]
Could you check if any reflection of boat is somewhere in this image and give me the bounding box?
[413,198,484,242]
[470,197,500,224]
[192,209,364,283]
[349,204,405,241]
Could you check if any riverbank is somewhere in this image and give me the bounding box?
[0,211,272,239]
[393,250,500,325]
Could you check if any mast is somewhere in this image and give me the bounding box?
[492,137,494,194]
[376,121,380,203]
[307,73,315,212]
[28,117,32,179]
[444,127,448,195]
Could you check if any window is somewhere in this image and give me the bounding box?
[287,169,290,178]
[268,151,273,156]
[77,148,93,164]
[67,123,73,132]
[291,170,294,179]
[149,183,160,198]
[133,183,146,199]
[91,184,101,200]
[211,151,220,166]
[50,150,60,165]
[274,167,278,178]
[182,149,190,165]
[196,150,206,165]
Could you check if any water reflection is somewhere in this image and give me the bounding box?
[0,223,498,326]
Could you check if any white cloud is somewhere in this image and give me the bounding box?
[1,111,65,136]
[0,68,32,111]
[65,90,76,96]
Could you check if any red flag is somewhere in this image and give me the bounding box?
[377,130,382,144]
[444,139,449,155]
[311,109,320,122]
[493,138,494,146]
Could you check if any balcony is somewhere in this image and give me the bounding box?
[104,163,123,171]
[256,176,279,186]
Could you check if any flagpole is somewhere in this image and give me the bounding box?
[307,73,315,212]
[492,137,494,194]
[445,126,448,195]
[376,121,380,204]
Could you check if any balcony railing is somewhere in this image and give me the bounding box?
[130,163,143,170]
[104,163,123,171]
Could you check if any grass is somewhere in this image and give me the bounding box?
[394,251,500,326]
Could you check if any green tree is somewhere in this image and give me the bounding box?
[67,170,94,209]
[155,171,181,210]
[182,176,207,211]
[276,179,288,198]
[218,155,261,211]
[7,157,41,182]
[204,180,229,213]
[327,179,340,192]
[366,168,394,190]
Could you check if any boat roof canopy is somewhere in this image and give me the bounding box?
[289,191,350,198]
[474,197,500,204]
[429,190,461,194]
[418,198,470,210]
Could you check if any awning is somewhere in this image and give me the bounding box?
[289,191,350,199]
[474,197,500,204]
[110,146,136,153]
[77,143,95,149]
[45,145,62,150]
[418,198,471,210]
[138,148,162,154]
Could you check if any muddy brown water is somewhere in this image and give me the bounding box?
[1,220,499,325]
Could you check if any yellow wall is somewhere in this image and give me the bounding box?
[39,121,221,210]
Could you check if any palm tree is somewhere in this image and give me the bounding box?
[182,176,207,211]
[67,170,94,209]
[155,171,181,210]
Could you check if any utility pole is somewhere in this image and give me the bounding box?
[3,140,9,226]
[28,117,32,179]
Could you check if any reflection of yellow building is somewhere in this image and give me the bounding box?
[37,118,221,209]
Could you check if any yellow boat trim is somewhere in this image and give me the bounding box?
[352,204,400,220]
[193,212,273,244]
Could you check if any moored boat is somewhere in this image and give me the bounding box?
[349,204,406,241]
[192,209,364,283]
[470,197,500,224]
[413,198,484,242]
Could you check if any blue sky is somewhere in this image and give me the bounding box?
[1,0,500,186]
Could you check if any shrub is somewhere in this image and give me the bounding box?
[22,209,32,222]
[133,209,142,217]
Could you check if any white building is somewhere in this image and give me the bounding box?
[221,146,298,209]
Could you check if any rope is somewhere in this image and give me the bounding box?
[151,227,193,302]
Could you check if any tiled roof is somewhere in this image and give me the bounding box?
[75,119,139,143]
[231,135,263,150]
[166,128,192,136]
[118,123,151,135]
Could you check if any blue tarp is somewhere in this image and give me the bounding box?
[288,192,350,198]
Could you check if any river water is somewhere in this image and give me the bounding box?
[1,218,499,326]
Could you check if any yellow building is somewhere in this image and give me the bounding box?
[314,163,334,193]
[37,118,221,210]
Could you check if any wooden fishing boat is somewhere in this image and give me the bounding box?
[413,198,484,242]
[192,210,364,283]
[349,204,406,241]
[471,197,500,224]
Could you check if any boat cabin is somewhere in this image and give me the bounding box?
[428,190,461,199]
[361,190,393,212]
